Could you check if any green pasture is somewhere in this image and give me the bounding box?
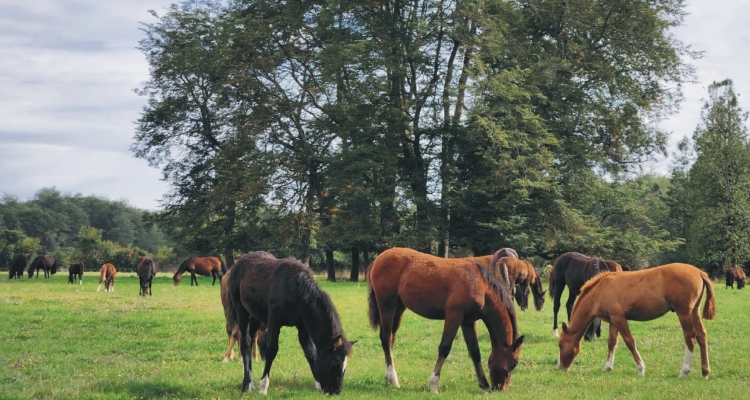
[1,272,749,399]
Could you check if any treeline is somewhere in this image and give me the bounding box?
[129,0,750,280]
[0,188,178,272]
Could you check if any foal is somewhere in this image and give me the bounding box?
[557,264,715,378]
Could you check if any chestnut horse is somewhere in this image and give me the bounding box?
[228,251,354,395]
[497,257,546,311]
[558,264,716,378]
[68,262,84,284]
[97,263,117,292]
[725,267,746,289]
[9,254,26,279]
[27,255,57,279]
[220,265,269,362]
[137,256,156,296]
[368,247,524,393]
[549,252,622,340]
[174,256,226,286]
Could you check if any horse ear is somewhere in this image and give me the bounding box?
[542,290,547,296]
[349,340,357,346]
[333,336,344,350]
[512,335,525,351]
[561,323,568,333]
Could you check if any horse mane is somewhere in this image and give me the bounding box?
[293,259,347,341]
[178,256,196,272]
[578,271,614,300]
[473,262,519,341]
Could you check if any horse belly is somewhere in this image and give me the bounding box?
[622,299,671,321]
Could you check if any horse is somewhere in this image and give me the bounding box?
[27,255,57,279]
[496,257,546,311]
[174,256,226,286]
[220,265,269,362]
[368,247,524,393]
[9,254,26,279]
[725,267,746,289]
[228,251,355,395]
[557,264,716,378]
[97,263,117,292]
[137,256,156,296]
[68,262,84,284]
[549,252,622,340]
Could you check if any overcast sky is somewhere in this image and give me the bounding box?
[1,1,749,211]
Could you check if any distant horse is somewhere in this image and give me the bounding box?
[137,256,156,296]
[27,255,57,279]
[496,257,546,311]
[228,251,355,395]
[68,262,84,284]
[557,264,715,378]
[97,263,117,292]
[220,265,269,362]
[174,256,226,286]
[549,252,622,340]
[9,254,26,279]
[368,247,523,393]
[725,267,746,289]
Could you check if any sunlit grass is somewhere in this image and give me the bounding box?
[1,272,750,399]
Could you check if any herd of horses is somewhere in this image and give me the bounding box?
[7,247,733,395]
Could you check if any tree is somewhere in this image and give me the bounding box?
[686,80,750,267]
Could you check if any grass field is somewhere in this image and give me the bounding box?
[2,271,750,399]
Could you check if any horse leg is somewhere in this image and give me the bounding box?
[460,321,490,392]
[604,323,619,371]
[553,280,566,336]
[691,307,710,378]
[429,312,463,394]
[296,325,321,392]
[235,310,258,392]
[224,326,240,362]
[611,316,645,376]
[377,296,402,388]
[259,318,282,395]
[565,291,578,322]
[675,311,696,378]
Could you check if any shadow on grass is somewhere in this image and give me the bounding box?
[89,380,204,398]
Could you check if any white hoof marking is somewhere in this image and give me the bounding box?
[385,364,400,388]
[429,372,439,394]
[259,376,269,395]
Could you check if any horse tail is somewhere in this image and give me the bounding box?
[701,273,716,320]
[367,271,380,331]
[548,266,556,300]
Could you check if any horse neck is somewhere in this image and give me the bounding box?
[481,292,515,351]
[298,297,342,347]
[566,291,598,338]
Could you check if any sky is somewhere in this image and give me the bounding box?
[0,1,749,211]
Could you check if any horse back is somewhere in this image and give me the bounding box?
[196,256,222,274]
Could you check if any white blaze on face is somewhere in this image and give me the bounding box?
[342,356,348,373]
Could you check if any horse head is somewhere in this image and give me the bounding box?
[172,271,181,286]
[312,336,355,395]
[488,335,524,391]
[557,323,582,371]
[531,282,546,311]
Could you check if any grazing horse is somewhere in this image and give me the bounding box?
[97,263,117,292]
[496,257,546,311]
[549,252,622,340]
[558,264,716,378]
[137,256,156,296]
[725,267,746,289]
[174,256,226,286]
[228,251,354,395]
[27,255,57,279]
[220,266,269,362]
[68,262,84,284]
[368,247,524,393]
[9,254,26,279]
[462,248,519,270]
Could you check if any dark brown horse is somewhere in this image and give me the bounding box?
[68,262,84,285]
[228,251,354,395]
[497,257,546,311]
[174,256,226,286]
[97,263,117,292]
[220,265,269,362]
[558,264,715,378]
[137,256,156,296]
[368,247,523,393]
[9,254,26,279]
[725,267,746,289]
[27,255,57,279]
[549,252,622,341]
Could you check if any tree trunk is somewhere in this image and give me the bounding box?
[326,248,336,282]
[350,246,360,282]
